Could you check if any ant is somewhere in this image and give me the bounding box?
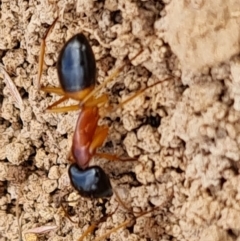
[39,19,133,198]
[38,17,173,240]
[38,18,170,198]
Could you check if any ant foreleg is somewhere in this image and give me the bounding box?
[38,17,58,89]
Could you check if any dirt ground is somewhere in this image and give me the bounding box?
[1,0,240,240]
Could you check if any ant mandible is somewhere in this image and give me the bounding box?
[38,18,171,199]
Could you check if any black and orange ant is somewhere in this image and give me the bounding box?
[38,18,171,198]
[37,17,172,240]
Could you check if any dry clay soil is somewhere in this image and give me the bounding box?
[1,0,240,241]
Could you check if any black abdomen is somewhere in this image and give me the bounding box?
[57,34,96,93]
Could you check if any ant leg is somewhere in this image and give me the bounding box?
[60,202,78,224]
[84,94,108,108]
[47,100,79,113]
[77,223,98,241]
[46,94,108,113]
[45,89,108,113]
[89,125,137,163]
[81,50,144,106]
[89,126,137,162]
[77,206,118,241]
[90,193,173,241]
[41,86,65,95]
[95,152,137,162]
[89,126,109,154]
[45,87,93,112]
[47,105,80,113]
[47,96,68,109]
[38,17,58,89]
[92,220,131,241]
[116,77,173,111]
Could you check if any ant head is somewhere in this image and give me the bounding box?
[69,164,113,198]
